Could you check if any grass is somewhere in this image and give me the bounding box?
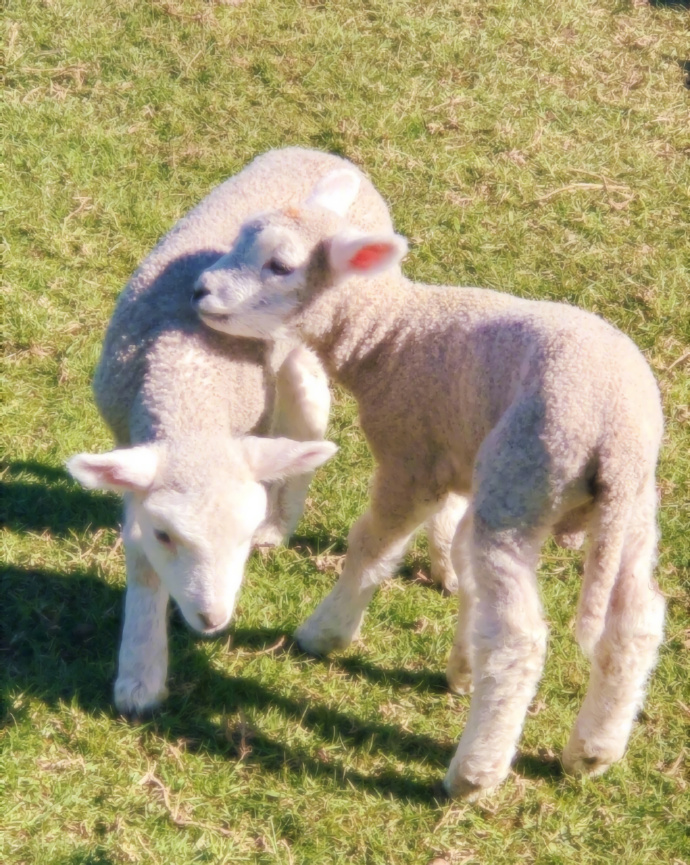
[1,0,689,862]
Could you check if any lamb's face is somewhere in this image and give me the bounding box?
[127,454,268,634]
[192,167,408,341]
[192,208,341,341]
[67,437,337,634]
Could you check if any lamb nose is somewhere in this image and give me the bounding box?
[192,284,211,303]
[198,611,224,631]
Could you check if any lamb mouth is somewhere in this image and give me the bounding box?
[197,309,232,325]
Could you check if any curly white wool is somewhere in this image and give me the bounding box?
[193,168,665,799]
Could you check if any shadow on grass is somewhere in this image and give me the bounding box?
[0,563,563,802]
[228,624,451,694]
[288,531,349,555]
[681,60,690,88]
[0,564,121,720]
[64,851,117,865]
[334,654,450,693]
[0,459,120,535]
[514,750,563,783]
[154,683,450,804]
[0,563,455,803]
[650,0,690,7]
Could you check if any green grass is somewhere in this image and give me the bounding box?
[2,0,689,862]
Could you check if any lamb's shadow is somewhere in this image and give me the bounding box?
[161,624,459,799]
[0,460,120,536]
[650,0,690,7]
[63,851,117,865]
[154,672,452,804]
[680,60,690,87]
[0,564,453,802]
[334,655,449,693]
[229,623,290,651]
[288,531,349,555]
[175,649,456,768]
[0,465,565,799]
[2,563,567,800]
[514,751,563,782]
[0,563,121,720]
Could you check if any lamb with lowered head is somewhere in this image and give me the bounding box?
[67,148,399,715]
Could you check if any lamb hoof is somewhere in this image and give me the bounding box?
[294,622,353,657]
[252,522,286,550]
[446,666,473,695]
[554,529,586,550]
[562,738,619,778]
[431,569,458,595]
[446,646,473,694]
[441,577,458,596]
[114,677,168,717]
[442,772,493,802]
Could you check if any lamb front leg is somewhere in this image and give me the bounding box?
[563,486,664,777]
[296,474,436,656]
[114,518,170,715]
[254,345,331,547]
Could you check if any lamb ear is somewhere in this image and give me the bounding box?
[66,446,159,493]
[329,232,408,282]
[242,437,338,483]
[304,169,361,217]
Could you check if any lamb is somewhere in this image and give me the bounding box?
[66,147,398,716]
[191,169,666,799]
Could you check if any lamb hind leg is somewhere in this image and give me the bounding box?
[564,487,664,776]
[444,517,549,798]
[255,346,331,547]
[295,473,439,657]
[427,493,469,594]
[446,509,476,695]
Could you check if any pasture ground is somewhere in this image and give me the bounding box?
[2,0,689,862]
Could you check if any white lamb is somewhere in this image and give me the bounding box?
[67,148,398,715]
[192,169,665,798]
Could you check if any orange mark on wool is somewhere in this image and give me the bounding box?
[350,244,390,270]
[285,206,302,219]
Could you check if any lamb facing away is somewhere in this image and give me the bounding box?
[67,147,397,716]
[192,170,665,799]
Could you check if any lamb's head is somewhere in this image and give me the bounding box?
[192,169,408,340]
[67,436,336,634]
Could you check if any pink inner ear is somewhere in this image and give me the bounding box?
[95,460,147,491]
[349,243,391,271]
[103,465,130,487]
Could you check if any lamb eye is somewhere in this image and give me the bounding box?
[154,529,172,546]
[267,258,294,276]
